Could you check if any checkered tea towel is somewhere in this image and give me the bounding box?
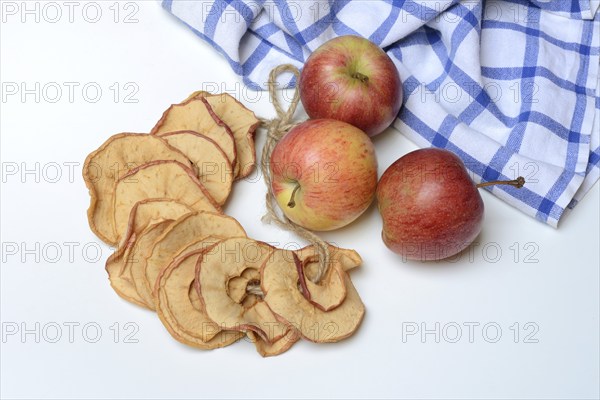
[163,0,600,227]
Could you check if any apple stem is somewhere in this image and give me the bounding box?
[351,72,369,83]
[287,183,301,208]
[476,176,525,189]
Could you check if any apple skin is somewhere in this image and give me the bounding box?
[270,119,378,231]
[376,148,484,261]
[299,35,403,137]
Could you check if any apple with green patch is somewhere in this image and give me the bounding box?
[270,119,378,231]
[299,35,403,137]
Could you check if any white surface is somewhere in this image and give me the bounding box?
[1,2,599,399]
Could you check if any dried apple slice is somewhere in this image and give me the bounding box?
[156,248,243,349]
[188,92,260,179]
[83,133,190,245]
[107,199,190,283]
[151,98,238,175]
[106,230,145,306]
[242,255,300,356]
[134,212,247,309]
[107,199,191,301]
[114,198,193,245]
[227,268,261,304]
[196,238,287,343]
[294,245,362,311]
[325,246,363,272]
[303,256,346,312]
[241,293,259,308]
[107,220,175,308]
[156,131,234,205]
[152,235,222,297]
[112,160,221,233]
[246,326,301,357]
[261,249,365,343]
[181,91,204,103]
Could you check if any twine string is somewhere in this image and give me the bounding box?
[258,64,332,284]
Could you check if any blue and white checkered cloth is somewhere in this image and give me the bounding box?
[163,0,599,227]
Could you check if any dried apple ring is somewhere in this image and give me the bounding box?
[112,160,221,237]
[295,245,362,311]
[136,212,246,309]
[186,92,260,179]
[196,238,288,343]
[83,133,189,245]
[156,248,244,349]
[151,97,238,175]
[107,220,175,308]
[157,131,234,205]
[261,249,365,343]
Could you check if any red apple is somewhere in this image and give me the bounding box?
[299,35,403,137]
[376,148,484,261]
[270,119,378,231]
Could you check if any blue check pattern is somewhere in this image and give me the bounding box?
[163,0,600,227]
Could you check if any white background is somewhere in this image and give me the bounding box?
[1,1,599,399]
